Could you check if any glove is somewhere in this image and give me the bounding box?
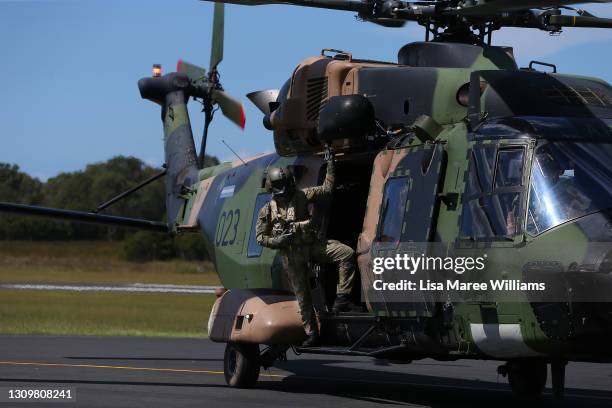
[324,144,335,163]
[267,233,294,249]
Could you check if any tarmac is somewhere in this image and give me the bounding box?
[1,335,612,407]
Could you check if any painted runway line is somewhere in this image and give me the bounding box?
[0,283,221,294]
[0,361,286,378]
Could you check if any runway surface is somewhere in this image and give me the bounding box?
[2,336,612,407]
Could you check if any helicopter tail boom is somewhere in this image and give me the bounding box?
[138,73,200,228]
[161,88,200,229]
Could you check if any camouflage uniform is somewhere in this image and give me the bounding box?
[255,160,355,335]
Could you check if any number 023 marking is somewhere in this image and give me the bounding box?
[215,209,241,247]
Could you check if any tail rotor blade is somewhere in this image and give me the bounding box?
[210,2,225,72]
[176,59,207,80]
[213,89,245,129]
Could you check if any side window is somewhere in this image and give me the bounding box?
[377,177,409,244]
[247,193,271,258]
[460,146,526,240]
[495,148,525,188]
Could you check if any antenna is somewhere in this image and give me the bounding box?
[221,140,248,166]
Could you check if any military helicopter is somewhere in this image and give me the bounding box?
[3,0,612,399]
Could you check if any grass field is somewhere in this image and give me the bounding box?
[0,290,214,337]
[0,241,219,337]
[0,241,220,285]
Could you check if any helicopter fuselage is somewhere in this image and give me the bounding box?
[152,41,612,366]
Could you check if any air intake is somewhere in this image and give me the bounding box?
[306,77,328,121]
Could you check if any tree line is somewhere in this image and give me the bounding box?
[0,155,220,260]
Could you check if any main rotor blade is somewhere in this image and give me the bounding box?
[212,89,246,129]
[549,14,612,28]
[200,0,366,13]
[210,2,225,72]
[454,1,611,16]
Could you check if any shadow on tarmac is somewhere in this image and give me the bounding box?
[269,358,612,408]
[4,357,612,408]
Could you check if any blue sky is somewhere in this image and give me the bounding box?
[1,0,611,180]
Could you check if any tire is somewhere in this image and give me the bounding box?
[507,359,547,398]
[223,342,260,388]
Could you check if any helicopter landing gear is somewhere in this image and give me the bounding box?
[551,360,567,399]
[223,343,260,388]
[498,359,547,398]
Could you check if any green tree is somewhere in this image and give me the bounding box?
[0,163,44,204]
[174,233,210,261]
[1,154,220,243]
[202,155,220,168]
[0,164,69,240]
[122,231,176,262]
[43,156,167,239]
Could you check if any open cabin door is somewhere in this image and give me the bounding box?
[358,144,447,316]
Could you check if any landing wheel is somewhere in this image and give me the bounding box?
[223,343,260,388]
[507,360,547,398]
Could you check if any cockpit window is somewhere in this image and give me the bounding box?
[460,145,526,240]
[495,148,524,188]
[527,142,612,235]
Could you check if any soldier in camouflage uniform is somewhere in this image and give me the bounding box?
[256,152,359,346]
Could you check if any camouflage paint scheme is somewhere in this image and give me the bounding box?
[154,41,612,363]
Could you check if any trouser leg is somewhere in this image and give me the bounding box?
[310,239,355,296]
[281,249,317,335]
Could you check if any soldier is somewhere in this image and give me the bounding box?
[256,149,359,347]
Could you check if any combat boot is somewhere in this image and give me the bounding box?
[332,294,363,313]
[301,331,320,347]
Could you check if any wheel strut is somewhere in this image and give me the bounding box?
[551,360,567,399]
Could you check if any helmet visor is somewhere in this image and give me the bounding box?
[270,177,287,194]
